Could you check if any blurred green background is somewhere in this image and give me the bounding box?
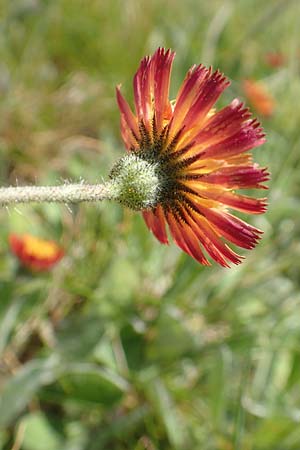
[0,0,300,449]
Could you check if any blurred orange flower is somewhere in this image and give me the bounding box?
[264,52,285,68]
[242,80,275,118]
[9,233,64,271]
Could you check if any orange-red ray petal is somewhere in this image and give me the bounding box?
[194,206,263,249]
[192,99,251,146]
[197,165,269,189]
[200,120,265,160]
[152,48,175,131]
[180,70,230,137]
[169,65,210,136]
[179,121,265,166]
[165,211,210,265]
[133,56,152,129]
[142,206,169,244]
[120,116,136,150]
[116,87,139,149]
[181,206,243,266]
[197,189,267,214]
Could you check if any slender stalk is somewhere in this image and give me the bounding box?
[0,182,114,206]
[0,153,162,208]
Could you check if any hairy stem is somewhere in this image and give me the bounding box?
[0,182,114,206]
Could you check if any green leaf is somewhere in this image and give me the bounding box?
[146,378,186,449]
[85,405,150,450]
[50,363,129,406]
[56,315,104,360]
[147,307,195,362]
[120,323,145,370]
[0,356,63,428]
[0,296,23,355]
[21,412,64,450]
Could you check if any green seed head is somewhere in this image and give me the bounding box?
[109,154,161,210]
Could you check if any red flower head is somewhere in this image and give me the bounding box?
[116,48,268,267]
[9,233,64,272]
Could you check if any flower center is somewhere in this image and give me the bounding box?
[110,118,192,212]
[134,119,189,207]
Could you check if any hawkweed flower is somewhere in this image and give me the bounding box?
[115,48,268,267]
[264,51,285,68]
[9,233,64,271]
[242,79,275,118]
